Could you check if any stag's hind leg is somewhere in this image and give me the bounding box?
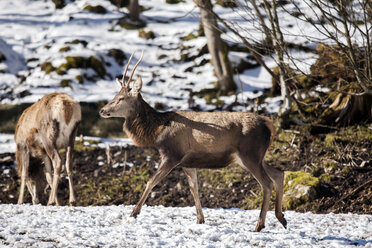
[239,156,273,232]
[263,163,287,229]
[183,168,204,224]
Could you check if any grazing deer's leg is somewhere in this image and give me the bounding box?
[17,147,29,204]
[43,155,60,206]
[44,147,62,206]
[240,156,273,232]
[65,146,76,206]
[183,168,204,224]
[43,156,53,190]
[263,163,287,229]
[26,180,39,204]
[131,159,177,218]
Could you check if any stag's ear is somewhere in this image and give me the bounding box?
[132,76,142,95]
[116,78,123,88]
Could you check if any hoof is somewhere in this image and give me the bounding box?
[130,210,139,218]
[254,223,265,232]
[280,217,288,229]
[197,218,205,224]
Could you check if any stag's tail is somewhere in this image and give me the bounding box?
[262,116,276,147]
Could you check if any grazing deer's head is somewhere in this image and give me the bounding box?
[100,51,143,119]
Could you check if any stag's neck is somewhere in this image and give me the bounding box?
[124,96,169,147]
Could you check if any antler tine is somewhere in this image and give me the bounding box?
[126,50,144,87]
[121,51,136,87]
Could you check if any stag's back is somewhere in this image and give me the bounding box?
[157,111,274,163]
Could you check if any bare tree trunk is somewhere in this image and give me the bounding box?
[263,0,292,118]
[194,0,236,92]
[129,0,139,22]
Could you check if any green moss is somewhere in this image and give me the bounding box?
[216,0,237,8]
[89,56,106,78]
[66,56,87,68]
[283,171,320,209]
[108,0,129,7]
[117,17,146,30]
[75,75,83,84]
[56,56,106,78]
[65,39,88,47]
[60,79,72,88]
[52,0,65,9]
[73,139,99,153]
[83,5,107,14]
[108,49,126,65]
[56,66,67,75]
[183,33,197,41]
[138,29,155,39]
[59,46,71,52]
[40,62,56,74]
[319,173,335,183]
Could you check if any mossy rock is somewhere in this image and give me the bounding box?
[56,56,106,78]
[66,56,88,68]
[283,171,320,209]
[65,39,88,47]
[108,49,126,65]
[52,0,65,9]
[165,0,184,4]
[89,56,106,78]
[108,0,129,7]
[138,29,155,39]
[117,17,146,30]
[0,52,6,62]
[40,62,56,74]
[83,5,107,14]
[59,46,71,53]
[60,79,72,88]
[216,0,237,8]
[75,75,84,84]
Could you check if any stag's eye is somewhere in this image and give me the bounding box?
[118,97,125,101]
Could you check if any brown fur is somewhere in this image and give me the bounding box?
[15,92,81,205]
[100,57,287,232]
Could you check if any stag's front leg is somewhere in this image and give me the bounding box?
[130,159,177,218]
[183,168,204,224]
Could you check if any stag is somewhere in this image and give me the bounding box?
[15,92,81,206]
[100,52,287,232]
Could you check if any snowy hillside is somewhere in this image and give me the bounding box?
[0,0,322,112]
[0,204,371,247]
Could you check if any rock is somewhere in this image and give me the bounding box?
[283,171,320,209]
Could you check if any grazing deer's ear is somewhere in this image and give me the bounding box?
[132,76,142,95]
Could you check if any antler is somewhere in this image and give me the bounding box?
[126,50,144,89]
[118,51,144,89]
[120,51,136,88]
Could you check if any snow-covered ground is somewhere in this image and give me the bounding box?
[0,204,371,248]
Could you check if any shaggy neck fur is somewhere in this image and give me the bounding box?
[124,94,170,147]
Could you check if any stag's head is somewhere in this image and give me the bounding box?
[100,51,143,118]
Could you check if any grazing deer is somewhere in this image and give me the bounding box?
[15,92,81,206]
[100,52,287,232]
